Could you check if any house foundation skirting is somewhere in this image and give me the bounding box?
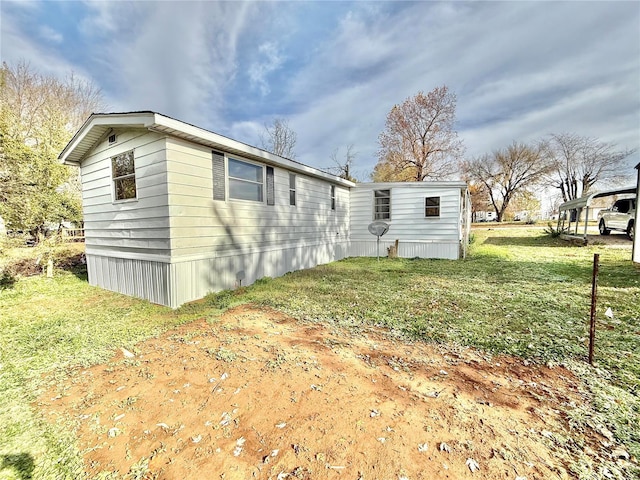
[86,240,349,308]
[349,240,460,260]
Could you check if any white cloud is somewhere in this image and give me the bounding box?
[38,25,63,44]
[2,0,638,180]
[278,1,640,177]
[79,1,267,127]
[248,42,284,96]
[0,3,91,82]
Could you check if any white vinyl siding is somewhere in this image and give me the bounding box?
[80,130,171,259]
[164,137,349,259]
[350,183,464,260]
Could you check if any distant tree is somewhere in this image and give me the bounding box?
[260,118,297,159]
[466,182,491,222]
[542,133,635,201]
[374,86,464,182]
[328,144,357,182]
[371,153,418,182]
[463,142,551,222]
[0,60,104,239]
[505,190,541,221]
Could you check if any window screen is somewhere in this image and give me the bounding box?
[112,150,136,201]
[289,173,296,206]
[228,158,263,202]
[425,196,440,217]
[374,189,391,220]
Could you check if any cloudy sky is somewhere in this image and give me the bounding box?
[2,1,639,179]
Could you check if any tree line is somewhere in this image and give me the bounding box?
[261,85,635,222]
[1,61,104,240]
[1,60,635,239]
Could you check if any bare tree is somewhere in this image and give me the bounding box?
[463,142,551,222]
[374,86,464,182]
[328,144,357,182]
[542,133,635,201]
[466,182,490,222]
[260,118,297,159]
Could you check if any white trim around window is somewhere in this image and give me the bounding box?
[374,189,391,220]
[227,157,265,203]
[425,196,440,217]
[111,149,137,202]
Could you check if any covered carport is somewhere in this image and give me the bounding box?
[557,185,636,243]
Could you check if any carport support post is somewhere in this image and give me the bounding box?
[588,253,599,365]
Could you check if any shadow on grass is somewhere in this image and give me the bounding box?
[482,235,565,247]
[1,453,35,480]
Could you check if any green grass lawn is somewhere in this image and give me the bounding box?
[1,229,638,479]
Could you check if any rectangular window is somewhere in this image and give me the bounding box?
[289,173,296,206]
[112,150,136,201]
[425,196,440,217]
[331,185,336,210]
[228,157,263,202]
[374,189,391,220]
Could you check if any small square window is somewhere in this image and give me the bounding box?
[112,150,136,201]
[108,134,117,144]
[425,196,440,217]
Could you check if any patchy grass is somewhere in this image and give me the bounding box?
[1,228,638,479]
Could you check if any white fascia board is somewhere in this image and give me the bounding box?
[151,113,354,187]
[60,111,354,187]
[59,112,156,165]
[354,181,468,190]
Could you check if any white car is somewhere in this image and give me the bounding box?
[597,198,636,240]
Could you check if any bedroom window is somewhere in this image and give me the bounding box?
[228,157,263,202]
[289,173,296,206]
[112,150,136,201]
[425,196,440,217]
[331,185,336,210]
[374,189,391,220]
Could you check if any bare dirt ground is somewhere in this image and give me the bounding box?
[40,305,604,479]
[584,233,634,247]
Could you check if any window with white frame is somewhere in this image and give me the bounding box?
[112,150,136,201]
[425,196,440,217]
[228,157,263,202]
[331,185,336,210]
[289,173,296,206]
[374,189,391,220]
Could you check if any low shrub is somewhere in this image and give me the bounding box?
[0,264,17,289]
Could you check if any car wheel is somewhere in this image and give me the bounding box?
[599,220,611,235]
[628,222,635,241]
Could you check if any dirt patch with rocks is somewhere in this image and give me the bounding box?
[40,305,612,479]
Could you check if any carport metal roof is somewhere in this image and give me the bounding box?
[557,186,636,239]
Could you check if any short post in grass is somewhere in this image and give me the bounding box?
[588,253,599,365]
